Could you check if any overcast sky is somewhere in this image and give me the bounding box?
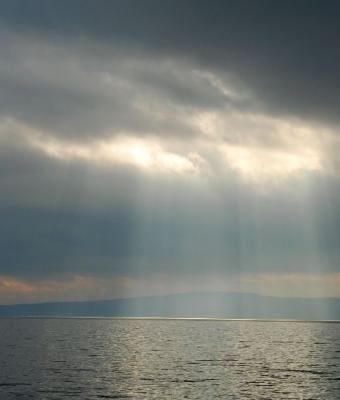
[1,0,340,304]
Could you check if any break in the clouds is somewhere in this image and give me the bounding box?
[0,0,340,303]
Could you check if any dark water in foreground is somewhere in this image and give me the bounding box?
[1,319,340,399]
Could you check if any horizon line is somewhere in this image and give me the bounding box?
[3,290,340,307]
[1,316,340,323]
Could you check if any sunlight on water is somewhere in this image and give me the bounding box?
[1,319,339,399]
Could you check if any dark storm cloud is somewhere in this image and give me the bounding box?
[0,0,340,125]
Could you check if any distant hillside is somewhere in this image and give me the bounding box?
[1,292,340,320]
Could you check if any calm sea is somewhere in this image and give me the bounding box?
[0,318,340,399]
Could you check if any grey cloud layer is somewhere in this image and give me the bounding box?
[0,1,340,299]
[0,34,203,139]
[1,0,340,125]
[1,158,340,280]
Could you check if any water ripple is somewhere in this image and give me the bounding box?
[1,319,340,399]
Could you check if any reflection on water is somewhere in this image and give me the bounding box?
[0,318,340,399]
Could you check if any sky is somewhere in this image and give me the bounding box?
[0,0,340,304]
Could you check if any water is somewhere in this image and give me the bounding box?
[1,318,340,399]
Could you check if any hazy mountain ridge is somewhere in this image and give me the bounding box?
[1,292,340,320]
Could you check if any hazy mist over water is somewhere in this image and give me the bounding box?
[1,319,340,399]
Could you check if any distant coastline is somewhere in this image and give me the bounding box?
[1,316,340,323]
[1,292,340,320]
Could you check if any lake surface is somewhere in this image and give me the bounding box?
[1,318,340,399]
